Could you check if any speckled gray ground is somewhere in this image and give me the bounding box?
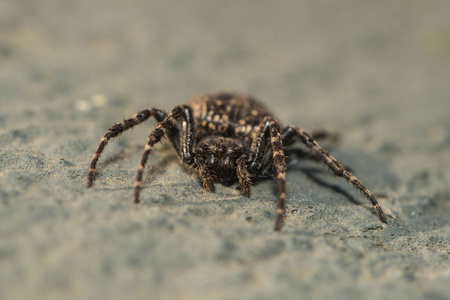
[1,1,449,300]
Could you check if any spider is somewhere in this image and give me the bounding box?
[87,92,387,231]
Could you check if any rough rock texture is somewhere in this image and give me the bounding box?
[0,1,449,299]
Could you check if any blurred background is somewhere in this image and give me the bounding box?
[2,0,450,154]
[1,1,449,300]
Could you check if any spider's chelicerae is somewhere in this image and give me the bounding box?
[87,92,387,231]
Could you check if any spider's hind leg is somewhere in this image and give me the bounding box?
[285,125,387,223]
[87,109,167,188]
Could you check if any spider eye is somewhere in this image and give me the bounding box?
[184,153,194,165]
[207,155,216,165]
[223,157,232,166]
[247,161,259,173]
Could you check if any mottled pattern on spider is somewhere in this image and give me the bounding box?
[87,92,387,231]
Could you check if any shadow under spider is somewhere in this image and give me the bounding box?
[94,143,178,188]
[291,166,361,206]
[242,147,357,205]
[96,144,362,209]
[100,148,136,167]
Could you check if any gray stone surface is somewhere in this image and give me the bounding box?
[1,1,449,299]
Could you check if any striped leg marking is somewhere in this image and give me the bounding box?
[133,106,190,204]
[292,126,387,223]
[193,155,216,193]
[237,155,252,197]
[269,121,287,231]
[87,109,166,188]
[248,117,287,231]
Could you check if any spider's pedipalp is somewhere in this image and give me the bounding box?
[286,125,387,223]
[87,108,167,188]
[236,155,252,197]
[194,155,216,193]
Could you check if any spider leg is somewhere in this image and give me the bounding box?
[134,105,195,203]
[247,119,271,173]
[248,117,287,231]
[87,109,167,188]
[285,125,387,223]
[251,128,337,174]
[179,105,196,165]
[237,155,252,197]
[269,120,288,231]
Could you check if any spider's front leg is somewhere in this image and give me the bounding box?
[283,125,387,224]
[248,117,287,231]
[134,105,196,203]
[87,109,167,188]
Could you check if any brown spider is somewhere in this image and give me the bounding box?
[87,92,387,231]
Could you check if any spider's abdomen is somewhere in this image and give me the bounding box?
[188,92,277,141]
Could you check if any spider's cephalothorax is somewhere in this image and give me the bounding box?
[87,92,387,231]
[194,136,249,188]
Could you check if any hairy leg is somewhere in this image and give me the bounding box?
[285,125,387,223]
[194,156,216,193]
[237,155,252,197]
[248,117,287,231]
[134,105,195,203]
[87,109,166,187]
